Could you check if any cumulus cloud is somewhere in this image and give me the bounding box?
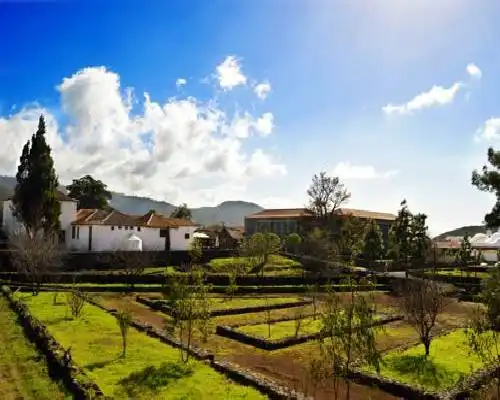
[224,112,274,138]
[475,118,500,142]
[466,63,482,79]
[254,81,271,100]
[215,56,247,90]
[332,162,398,180]
[176,78,187,88]
[0,65,285,206]
[382,82,462,115]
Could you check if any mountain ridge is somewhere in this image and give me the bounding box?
[0,176,263,227]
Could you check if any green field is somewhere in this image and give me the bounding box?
[0,297,68,400]
[370,329,489,391]
[208,255,301,271]
[238,316,322,340]
[15,292,266,399]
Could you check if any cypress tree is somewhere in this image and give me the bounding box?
[11,115,61,236]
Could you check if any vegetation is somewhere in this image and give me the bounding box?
[241,232,281,277]
[284,232,302,254]
[0,297,67,399]
[239,316,322,339]
[169,203,192,220]
[11,114,61,236]
[65,287,88,319]
[399,278,445,356]
[207,254,300,271]
[16,292,265,399]
[361,219,385,263]
[472,147,500,227]
[116,309,133,358]
[66,174,112,210]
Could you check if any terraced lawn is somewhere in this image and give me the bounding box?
[238,317,322,339]
[15,293,266,400]
[0,297,68,400]
[369,329,491,391]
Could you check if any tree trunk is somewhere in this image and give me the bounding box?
[424,339,430,356]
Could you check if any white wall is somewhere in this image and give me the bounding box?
[170,225,197,251]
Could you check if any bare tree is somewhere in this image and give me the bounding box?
[306,172,351,224]
[9,230,65,295]
[399,278,445,356]
[108,250,152,290]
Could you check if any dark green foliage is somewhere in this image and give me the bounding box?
[118,361,193,397]
[66,174,112,210]
[338,215,367,262]
[362,219,384,262]
[478,268,500,331]
[11,115,60,235]
[457,233,473,267]
[284,233,302,253]
[170,203,192,220]
[472,147,500,227]
[410,213,429,261]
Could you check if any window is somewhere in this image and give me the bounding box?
[184,233,190,239]
[160,229,168,238]
[77,227,80,239]
[111,226,115,231]
[125,226,128,230]
[130,226,134,230]
[137,227,141,232]
[118,226,122,230]
[72,226,76,239]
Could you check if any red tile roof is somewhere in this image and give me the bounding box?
[245,207,396,221]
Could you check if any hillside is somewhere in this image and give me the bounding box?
[434,225,486,240]
[0,176,263,227]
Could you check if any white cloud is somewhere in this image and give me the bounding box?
[215,56,247,90]
[466,63,482,79]
[176,78,187,88]
[0,66,285,206]
[254,81,271,100]
[332,162,398,180]
[383,82,462,115]
[475,118,500,142]
[255,113,274,136]
[224,112,274,138]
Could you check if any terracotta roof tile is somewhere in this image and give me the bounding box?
[245,207,396,221]
[337,208,397,221]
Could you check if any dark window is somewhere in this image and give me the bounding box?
[59,230,65,244]
[72,226,76,239]
[160,229,168,238]
[125,226,128,230]
[137,227,141,232]
[118,226,122,230]
[77,227,80,239]
[184,233,190,239]
[111,226,115,231]
[130,226,134,230]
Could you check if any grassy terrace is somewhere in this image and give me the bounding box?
[0,297,68,400]
[238,316,322,339]
[208,255,301,270]
[15,293,266,399]
[368,329,490,391]
[429,269,490,279]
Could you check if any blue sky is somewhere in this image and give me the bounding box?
[2,0,500,235]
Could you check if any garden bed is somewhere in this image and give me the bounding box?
[217,313,403,350]
[136,295,313,318]
[12,291,268,399]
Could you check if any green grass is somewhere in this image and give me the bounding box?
[0,297,69,400]
[371,329,488,391]
[15,293,266,400]
[208,255,301,271]
[431,269,489,279]
[238,316,322,340]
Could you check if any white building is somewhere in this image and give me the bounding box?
[1,192,198,252]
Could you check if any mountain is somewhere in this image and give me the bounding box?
[434,225,486,240]
[0,176,262,227]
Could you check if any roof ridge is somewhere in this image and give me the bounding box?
[85,209,99,223]
[102,210,115,223]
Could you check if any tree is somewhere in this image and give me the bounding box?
[11,115,61,236]
[66,174,112,210]
[410,213,429,262]
[399,278,445,356]
[284,232,302,254]
[9,230,65,295]
[472,147,500,227]
[300,227,339,275]
[337,215,367,265]
[170,203,192,220]
[306,172,351,226]
[387,200,413,267]
[319,280,383,400]
[457,233,473,270]
[362,219,384,264]
[188,239,203,265]
[116,309,132,357]
[240,232,281,277]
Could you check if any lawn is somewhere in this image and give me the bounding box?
[208,255,301,272]
[432,269,490,279]
[156,295,304,312]
[238,316,322,340]
[0,297,68,400]
[370,329,488,391]
[15,292,266,400]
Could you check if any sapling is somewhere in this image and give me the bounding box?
[116,309,132,357]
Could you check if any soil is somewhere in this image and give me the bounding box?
[94,292,479,400]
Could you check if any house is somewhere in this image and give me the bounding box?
[244,207,396,245]
[195,225,244,249]
[69,209,198,252]
[2,190,77,245]
[1,191,198,252]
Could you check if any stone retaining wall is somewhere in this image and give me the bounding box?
[0,286,104,399]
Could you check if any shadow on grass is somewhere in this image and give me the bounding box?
[118,361,194,397]
[387,354,450,389]
[86,356,122,372]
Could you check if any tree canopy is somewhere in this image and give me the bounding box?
[306,172,350,224]
[472,147,500,227]
[11,115,60,236]
[170,203,192,220]
[66,174,112,210]
[362,219,384,262]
